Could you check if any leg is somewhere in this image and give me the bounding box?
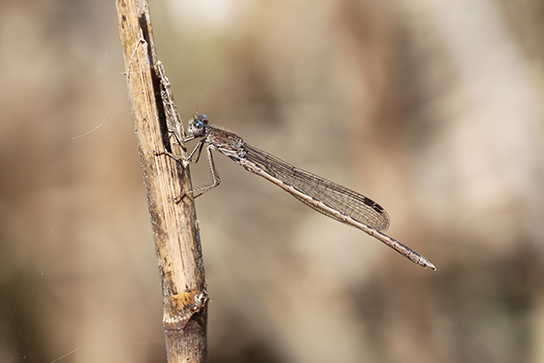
[155,145,221,203]
[186,139,205,163]
[154,139,204,164]
[175,145,221,202]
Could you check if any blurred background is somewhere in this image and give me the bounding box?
[1,0,544,362]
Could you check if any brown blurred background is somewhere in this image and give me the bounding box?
[1,0,544,362]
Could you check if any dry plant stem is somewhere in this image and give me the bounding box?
[116,0,208,362]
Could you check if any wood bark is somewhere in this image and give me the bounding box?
[116,0,208,361]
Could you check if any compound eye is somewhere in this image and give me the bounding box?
[197,114,209,124]
[190,120,205,137]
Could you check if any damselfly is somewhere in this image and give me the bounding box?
[157,115,436,270]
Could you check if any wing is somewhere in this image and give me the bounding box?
[242,144,390,232]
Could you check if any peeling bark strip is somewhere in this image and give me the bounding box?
[116,0,208,362]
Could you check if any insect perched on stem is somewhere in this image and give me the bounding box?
[157,115,436,270]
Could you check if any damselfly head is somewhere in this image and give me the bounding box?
[189,114,209,137]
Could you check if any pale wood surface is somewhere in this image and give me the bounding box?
[116,0,208,361]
